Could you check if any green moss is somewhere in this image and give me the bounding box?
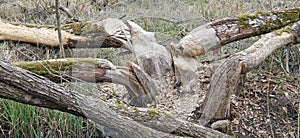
[61,21,105,35]
[238,14,254,29]
[238,9,299,33]
[164,112,175,119]
[133,107,140,114]
[274,26,293,35]
[117,103,129,111]
[14,61,73,75]
[13,58,103,76]
[147,109,161,116]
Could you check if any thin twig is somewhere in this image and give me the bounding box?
[285,45,290,73]
[267,57,275,138]
[55,0,65,58]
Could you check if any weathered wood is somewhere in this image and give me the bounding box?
[240,32,298,71]
[176,8,300,56]
[109,105,232,138]
[0,19,125,48]
[0,20,84,47]
[125,20,173,79]
[13,58,152,106]
[110,20,174,105]
[127,62,160,106]
[1,8,299,137]
[199,22,300,126]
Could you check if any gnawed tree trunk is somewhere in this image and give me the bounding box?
[0,7,299,137]
[199,25,300,125]
[173,8,300,94]
[13,58,159,107]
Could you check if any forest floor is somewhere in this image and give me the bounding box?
[228,71,299,137]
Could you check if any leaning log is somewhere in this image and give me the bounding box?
[199,22,300,126]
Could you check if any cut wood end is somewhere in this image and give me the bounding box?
[177,41,206,56]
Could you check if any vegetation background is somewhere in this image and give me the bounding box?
[0,0,299,137]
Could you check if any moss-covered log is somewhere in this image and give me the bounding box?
[13,58,159,107]
[176,8,300,57]
[13,58,114,83]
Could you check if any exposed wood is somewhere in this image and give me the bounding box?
[125,20,173,79]
[172,8,300,95]
[176,8,300,56]
[127,62,160,106]
[0,20,84,47]
[0,19,125,48]
[199,22,300,126]
[111,20,173,105]
[172,45,202,92]
[13,58,149,106]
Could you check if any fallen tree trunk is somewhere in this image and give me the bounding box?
[0,60,174,138]
[0,60,232,138]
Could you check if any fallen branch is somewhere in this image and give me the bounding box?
[0,19,125,48]
[176,8,300,56]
